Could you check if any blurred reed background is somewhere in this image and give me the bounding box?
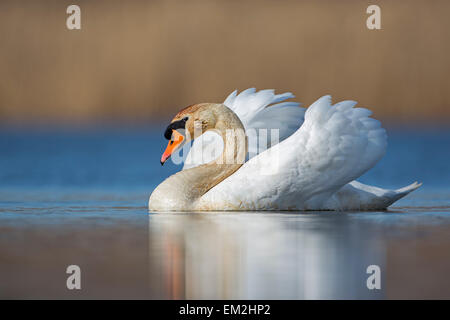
[0,0,449,126]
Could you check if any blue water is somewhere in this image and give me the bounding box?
[1,127,449,203]
[0,127,450,299]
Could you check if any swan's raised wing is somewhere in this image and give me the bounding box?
[245,102,305,156]
[199,95,387,210]
[182,88,305,170]
[224,88,301,125]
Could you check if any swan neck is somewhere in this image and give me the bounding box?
[149,105,246,210]
[187,106,247,197]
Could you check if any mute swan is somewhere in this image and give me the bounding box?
[149,89,421,211]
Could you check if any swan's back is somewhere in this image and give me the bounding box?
[198,95,389,211]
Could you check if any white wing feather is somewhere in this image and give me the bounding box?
[198,95,388,210]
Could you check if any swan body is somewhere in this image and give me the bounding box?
[149,89,421,211]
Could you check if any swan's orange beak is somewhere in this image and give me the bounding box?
[161,130,184,165]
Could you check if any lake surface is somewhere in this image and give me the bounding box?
[0,127,450,299]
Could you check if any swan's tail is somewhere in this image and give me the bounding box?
[334,180,423,211]
[385,181,422,207]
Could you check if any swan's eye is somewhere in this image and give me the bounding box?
[164,118,188,140]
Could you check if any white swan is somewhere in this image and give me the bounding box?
[149,89,421,211]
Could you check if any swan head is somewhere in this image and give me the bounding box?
[160,103,219,165]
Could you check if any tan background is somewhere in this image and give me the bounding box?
[0,0,449,125]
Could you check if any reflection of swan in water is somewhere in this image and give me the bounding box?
[149,88,420,211]
[148,213,385,299]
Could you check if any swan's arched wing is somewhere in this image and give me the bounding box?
[199,95,387,210]
[224,88,300,124]
[182,88,304,170]
[245,103,305,155]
